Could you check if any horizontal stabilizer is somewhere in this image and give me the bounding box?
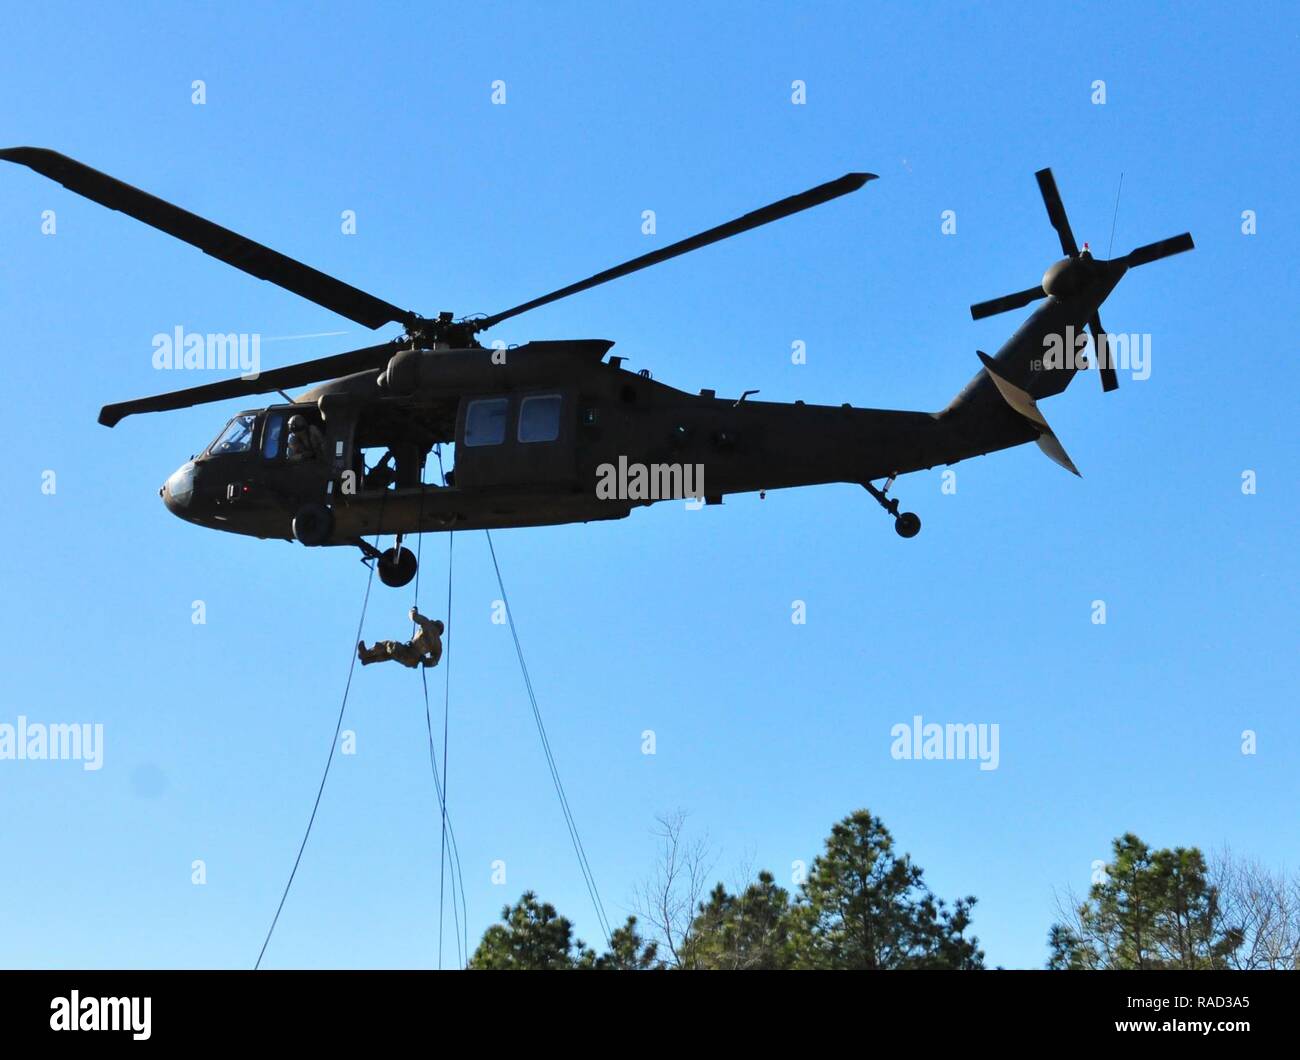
[976,351,1081,477]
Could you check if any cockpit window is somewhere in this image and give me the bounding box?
[207,413,257,456]
[262,412,285,460]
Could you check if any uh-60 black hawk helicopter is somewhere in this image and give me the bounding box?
[3,148,1193,588]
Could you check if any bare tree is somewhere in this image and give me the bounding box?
[1212,847,1300,970]
[1049,883,1117,969]
[634,811,714,969]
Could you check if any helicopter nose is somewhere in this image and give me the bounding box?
[161,462,197,514]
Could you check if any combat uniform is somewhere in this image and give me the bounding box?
[286,421,326,462]
[358,611,444,668]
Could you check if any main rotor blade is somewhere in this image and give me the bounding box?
[98,341,399,427]
[1089,312,1119,392]
[475,172,877,332]
[970,285,1044,320]
[1,147,413,331]
[1124,232,1194,267]
[1035,167,1079,259]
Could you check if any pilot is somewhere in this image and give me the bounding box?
[286,414,326,462]
[358,608,445,668]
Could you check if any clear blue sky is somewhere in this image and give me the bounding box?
[1,1,1295,969]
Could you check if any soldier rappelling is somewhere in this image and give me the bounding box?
[358,608,445,668]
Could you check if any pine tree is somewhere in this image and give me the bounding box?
[789,810,984,969]
[469,891,595,969]
[470,893,659,969]
[684,871,794,969]
[1048,834,1242,969]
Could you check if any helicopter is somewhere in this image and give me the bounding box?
[2,148,1192,588]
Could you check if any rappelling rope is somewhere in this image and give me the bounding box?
[436,459,461,965]
[419,447,470,968]
[254,489,387,970]
[484,529,612,946]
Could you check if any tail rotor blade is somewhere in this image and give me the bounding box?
[1035,168,1080,258]
[1125,232,1194,267]
[1089,313,1119,392]
[970,285,1045,321]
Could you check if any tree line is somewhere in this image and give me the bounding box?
[468,809,1299,970]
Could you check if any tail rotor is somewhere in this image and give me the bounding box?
[970,168,1194,394]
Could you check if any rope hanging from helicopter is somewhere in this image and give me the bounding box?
[256,471,474,969]
[484,529,613,947]
[256,445,610,965]
[253,488,389,970]
[422,445,470,968]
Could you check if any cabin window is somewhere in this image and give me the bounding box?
[464,398,509,447]
[207,413,257,456]
[518,394,562,444]
[261,412,285,460]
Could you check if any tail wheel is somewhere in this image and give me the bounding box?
[377,546,418,588]
[894,512,921,539]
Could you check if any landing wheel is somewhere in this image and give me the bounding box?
[377,546,417,588]
[864,477,922,539]
[291,503,333,546]
[894,512,922,539]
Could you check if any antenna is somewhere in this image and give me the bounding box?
[1106,172,1125,259]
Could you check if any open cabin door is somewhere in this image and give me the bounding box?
[454,389,577,489]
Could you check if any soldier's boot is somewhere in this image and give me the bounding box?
[357,641,389,665]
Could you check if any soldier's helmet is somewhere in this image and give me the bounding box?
[288,414,308,430]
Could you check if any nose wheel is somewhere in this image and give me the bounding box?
[863,476,922,539]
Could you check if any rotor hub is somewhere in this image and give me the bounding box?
[403,312,484,350]
[1041,255,1094,298]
